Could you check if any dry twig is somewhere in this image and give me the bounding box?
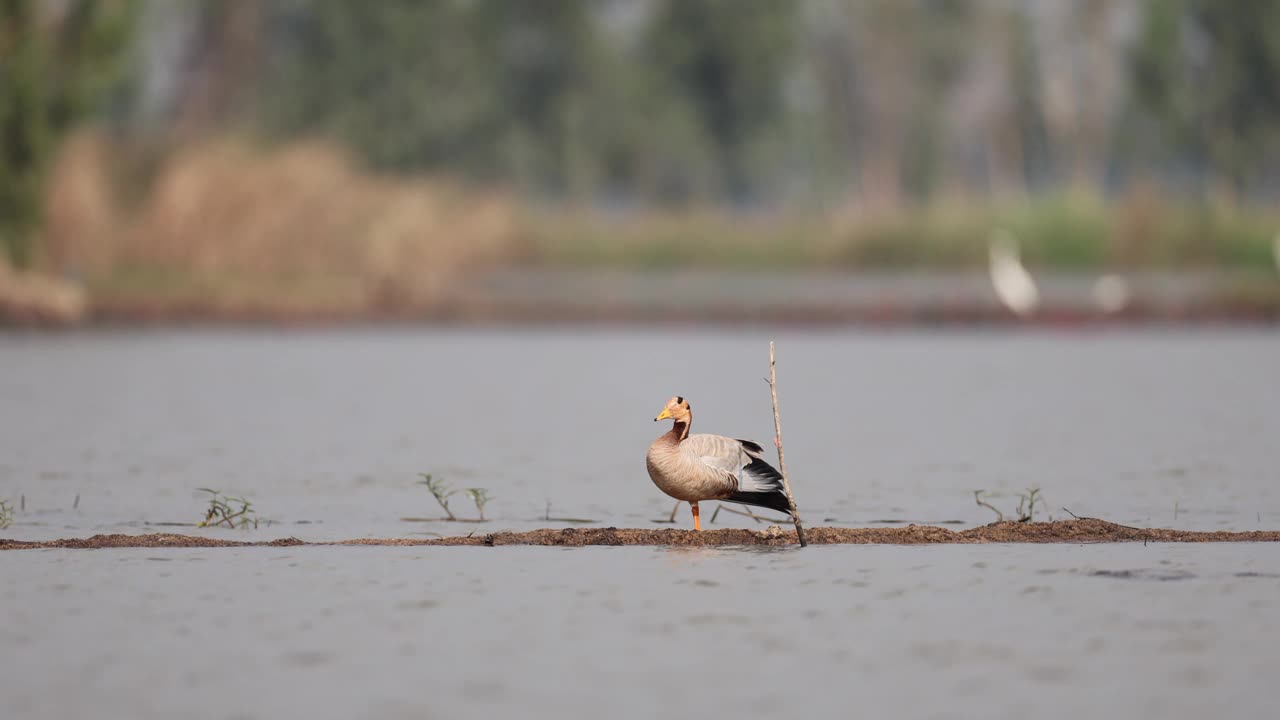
[1061,507,1144,531]
[710,503,782,524]
[768,342,807,547]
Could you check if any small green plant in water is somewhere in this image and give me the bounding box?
[196,488,259,529]
[973,489,1004,522]
[466,488,492,521]
[417,473,457,520]
[1016,488,1042,523]
[974,487,1044,523]
[0,499,13,529]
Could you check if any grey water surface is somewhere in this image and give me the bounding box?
[1,327,1278,718]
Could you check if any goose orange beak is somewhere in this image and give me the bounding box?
[654,408,673,422]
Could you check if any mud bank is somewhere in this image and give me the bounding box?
[4,520,1280,550]
[8,266,1280,329]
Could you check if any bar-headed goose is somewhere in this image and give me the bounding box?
[646,396,791,530]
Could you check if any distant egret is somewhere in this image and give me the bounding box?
[988,228,1039,317]
[1091,274,1130,314]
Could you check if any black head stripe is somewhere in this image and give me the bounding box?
[675,396,684,405]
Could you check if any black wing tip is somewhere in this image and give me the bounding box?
[744,456,783,483]
[727,490,793,516]
[737,439,766,455]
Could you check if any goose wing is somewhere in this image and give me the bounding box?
[683,434,780,494]
[682,433,790,514]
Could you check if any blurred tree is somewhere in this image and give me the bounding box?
[644,0,797,202]
[0,0,135,267]
[840,0,917,209]
[1031,0,1132,193]
[12,0,1280,225]
[172,0,264,134]
[902,0,974,200]
[1132,0,1280,198]
[809,0,987,208]
[480,0,597,194]
[260,0,599,194]
[261,0,501,173]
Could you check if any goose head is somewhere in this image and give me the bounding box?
[654,396,692,423]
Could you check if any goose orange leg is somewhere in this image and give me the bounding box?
[691,502,701,531]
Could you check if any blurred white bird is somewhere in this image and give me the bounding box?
[988,228,1039,317]
[1091,274,1130,314]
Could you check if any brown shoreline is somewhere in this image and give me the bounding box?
[6,267,1280,329]
[4,519,1279,550]
[3,300,1277,331]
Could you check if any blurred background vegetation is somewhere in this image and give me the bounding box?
[2,0,1279,319]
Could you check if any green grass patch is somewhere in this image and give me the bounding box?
[525,195,1280,271]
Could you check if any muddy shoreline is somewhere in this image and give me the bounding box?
[6,267,1280,329]
[4,519,1279,550]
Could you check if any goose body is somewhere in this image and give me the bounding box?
[646,396,791,530]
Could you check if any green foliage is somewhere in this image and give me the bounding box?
[260,0,597,190]
[530,196,1280,271]
[0,0,48,265]
[1002,196,1111,268]
[0,498,14,529]
[196,488,259,529]
[644,0,796,200]
[0,0,135,266]
[1132,0,1280,191]
[416,474,493,521]
[255,0,797,203]
[417,473,457,521]
[465,488,492,521]
[974,488,1044,524]
[7,0,1280,272]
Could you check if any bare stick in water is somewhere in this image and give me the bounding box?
[712,503,778,523]
[769,342,807,547]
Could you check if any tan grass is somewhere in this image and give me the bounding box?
[40,131,521,315]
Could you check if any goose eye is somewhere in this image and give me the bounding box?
[675,396,684,405]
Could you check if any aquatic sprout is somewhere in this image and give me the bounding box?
[409,475,495,522]
[0,499,13,529]
[974,488,1044,523]
[465,488,492,521]
[417,473,457,520]
[973,490,1005,522]
[1016,488,1043,522]
[196,488,259,529]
